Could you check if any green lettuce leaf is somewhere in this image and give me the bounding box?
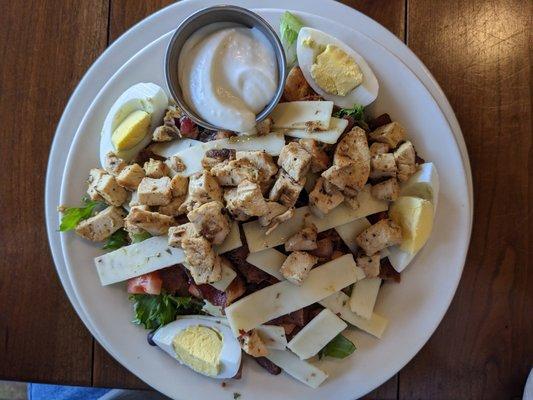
[59,198,105,232]
[130,293,204,330]
[333,104,369,130]
[318,334,356,359]
[103,228,129,250]
[131,231,152,243]
[280,11,304,67]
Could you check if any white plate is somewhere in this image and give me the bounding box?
[46,2,472,399]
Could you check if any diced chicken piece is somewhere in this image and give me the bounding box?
[355,219,403,256]
[283,66,312,101]
[168,222,199,247]
[224,180,269,221]
[258,201,288,227]
[152,125,178,142]
[180,172,223,213]
[202,148,236,171]
[165,155,186,174]
[322,127,370,195]
[236,151,278,181]
[116,163,145,190]
[278,142,312,182]
[356,254,381,278]
[370,153,398,179]
[343,184,371,211]
[298,139,330,173]
[369,142,390,157]
[144,158,170,178]
[255,117,273,136]
[369,121,406,148]
[87,168,105,201]
[211,158,261,186]
[394,141,417,182]
[75,206,125,241]
[285,221,318,251]
[309,177,344,217]
[137,177,172,206]
[125,207,174,235]
[182,236,222,284]
[269,170,304,208]
[129,191,141,208]
[170,175,188,198]
[280,251,318,285]
[103,152,127,176]
[162,105,183,130]
[158,196,186,216]
[238,329,269,357]
[265,207,295,235]
[187,201,230,245]
[371,178,400,201]
[95,173,128,206]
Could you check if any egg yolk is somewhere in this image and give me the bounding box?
[309,44,363,96]
[389,196,434,254]
[112,110,151,151]
[172,325,222,377]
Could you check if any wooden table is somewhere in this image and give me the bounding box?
[0,0,530,398]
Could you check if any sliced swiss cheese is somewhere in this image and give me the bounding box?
[225,254,358,333]
[279,117,348,144]
[245,248,287,280]
[257,325,287,350]
[172,133,285,176]
[335,218,371,253]
[95,222,241,286]
[95,236,184,285]
[349,278,382,320]
[266,349,328,389]
[287,309,347,360]
[320,292,388,339]
[243,190,387,253]
[149,138,201,158]
[271,101,333,130]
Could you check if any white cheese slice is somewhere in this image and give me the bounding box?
[215,221,242,254]
[287,309,347,360]
[270,101,333,130]
[171,133,285,176]
[256,325,287,350]
[320,292,388,339]
[266,349,328,389]
[207,264,236,292]
[279,117,348,144]
[245,248,287,280]
[202,301,225,317]
[349,278,382,320]
[335,217,371,253]
[95,236,184,285]
[225,254,358,333]
[149,138,201,158]
[243,191,387,253]
[95,222,241,286]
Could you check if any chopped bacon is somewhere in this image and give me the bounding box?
[188,275,246,307]
[126,271,162,295]
[368,113,392,131]
[225,245,278,285]
[254,357,281,375]
[367,211,389,225]
[178,116,199,139]
[379,258,401,282]
[159,265,190,296]
[309,237,334,260]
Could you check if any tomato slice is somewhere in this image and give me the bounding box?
[127,271,163,295]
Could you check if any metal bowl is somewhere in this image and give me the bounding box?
[165,5,287,132]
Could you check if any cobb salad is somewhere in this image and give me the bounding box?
[59,11,439,389]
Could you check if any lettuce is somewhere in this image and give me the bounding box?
[280,11,304,67]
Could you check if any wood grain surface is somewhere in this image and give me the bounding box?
[0,0,530,399]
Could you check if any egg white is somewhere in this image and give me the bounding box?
[152,316,242,379]
[100,82,168,166]
[296,27,379,108]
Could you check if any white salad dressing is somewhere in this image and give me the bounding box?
[178,23,278,132]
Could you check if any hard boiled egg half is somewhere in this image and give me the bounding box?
[152,316,242,379]
[387,163,439,272]
[100,83,168,166]
[296,27,378,107]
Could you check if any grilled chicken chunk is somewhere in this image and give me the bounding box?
[224,180,269,221]
[356,219,402,256]
[137,176,172,206]
[269,170,305,208]
[116,163,145,190]
[75,206,125,241]
[369,121,406,148]
[309,177,344,217]
[356,254,381,278]
[278,142,312,182]
[280,251,318,285]
[371,178,400,201]
[125,207,174,235]
[187,201,231,245]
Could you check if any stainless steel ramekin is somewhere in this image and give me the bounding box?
[165,5,287,131]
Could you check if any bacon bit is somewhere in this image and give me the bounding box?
[179,116,199,138]
[368,113,392,131]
